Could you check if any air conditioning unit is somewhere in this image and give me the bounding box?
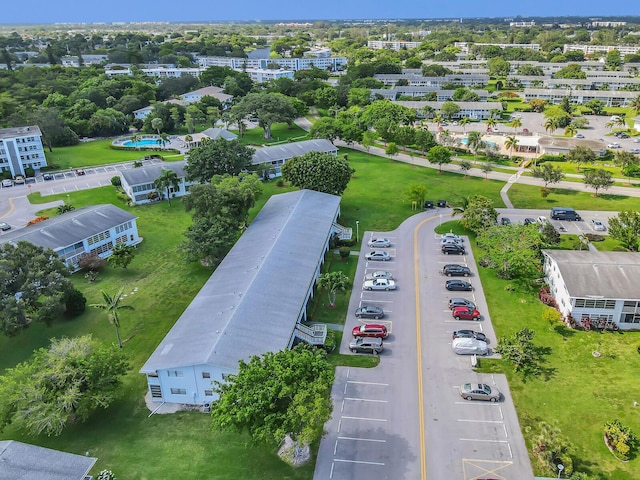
[202,403,211,413]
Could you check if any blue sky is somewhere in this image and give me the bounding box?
[1,0,636,24]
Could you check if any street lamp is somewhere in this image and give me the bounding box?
[66,194,70,205]
[557,463,564,479]
[356,221,359,243]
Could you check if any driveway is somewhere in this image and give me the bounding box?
[314,211,534,479]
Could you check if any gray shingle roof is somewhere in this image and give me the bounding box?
[0,204,136,252]
[544,250,640,299]
[201,127,238,141]
[0,440,96,480]
[141,189,341,373]
[251,139,337,165]
[0,125,42,140]
[120,161,187,186]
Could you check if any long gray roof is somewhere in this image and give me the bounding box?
[0,440,96,480]
[141,189,341,373]
[120,161,187,186]
[251,139,337,165]
[0,125,42,140]
[544,250,640,299]
[0,204,136,252]
[201,127,238,141]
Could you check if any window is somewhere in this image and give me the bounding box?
[574,299,616,309]
[204,390,213,396]
[167,370,184,377]
[170,388,186,395]
[202,372,211,378]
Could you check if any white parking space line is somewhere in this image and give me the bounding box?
[346,381,389,386]
[360,297,394,303]
[460,438,509,443]
[454,402,502,406]
[364,267,397,271]
[344,397,388,403]
[341,416,387,422]
[337,436,386,443]
[333,458,385,466]
[457,419,504,424]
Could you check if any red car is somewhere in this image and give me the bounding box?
[451,306,481,321]
[352,324,388,339]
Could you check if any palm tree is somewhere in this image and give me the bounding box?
[459,117,470,132]
[130,134,140,151]
[151,117,163,136]
[485,117,497,131]
[509,117,522,134]
[467,131,484,163]
[564,123,577,138]
[614,116,627,130]
[505,135,519,160]
[156,132,170,149]
[544,118,558,135]
[630,94,640,114]
[154,169,180,206]
[90,288,134,348]
[605,120,616,132]
[184,134,193,149]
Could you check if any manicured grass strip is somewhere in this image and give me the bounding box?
[507,183,640,211]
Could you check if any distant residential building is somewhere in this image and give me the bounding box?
[563,44,640,56]
[590,21,626,27]
[543,250,640,331]
[537,137,607,156]
[196,55,347,71]
[521,88,638,107]
[61,54,109,67]
[0,440,96,480]
[0,125,47,177]
[454,42,541,55]
[180,86,233,105]
[368,40,422,51]
[178,128,238,149]
[375,73,489,88]
[371,87,488,102]
[245,68,294,83]
[0,204,140,271]
[120,162,194,205]
[394,100,493,120]
[252,139,338,177]
[509,20,536,27]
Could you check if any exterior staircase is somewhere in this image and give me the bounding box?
[332,222,353,240]
[294,323,327,346]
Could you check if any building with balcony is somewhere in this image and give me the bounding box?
[0,125,47,177]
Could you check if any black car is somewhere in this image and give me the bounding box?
[42,173,53,181]
[445,280,473,291]
[442,244,465,255]
[355,305,384,320]
[424,200,434,209]
[452,330,487,342]
[523,217,536,226]
[437,199,447,208]
[449,298,476,310]
[500,217,511,225]
[442,264,471,277]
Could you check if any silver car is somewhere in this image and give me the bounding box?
[459,383,501,402]
[363,278,396,291]
[591,219,606,231]
[365,251,391,261]
[349,337,384,354]
[364,270,393,281]
[367,237,391,248]
[452,337,488,355]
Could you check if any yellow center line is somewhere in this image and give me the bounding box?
[414,215,437,480]
[0,197,15,219]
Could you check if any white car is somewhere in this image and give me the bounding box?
[367,237,391,248]
[441,237,463,246]
[591,219,606,231]
[537,216,548,225]
[2,179,13,187]
[574,133,584,139]
[363,278,396,291]
[607,143,621,149]
[452,337,488,355]
[441,233,462,243]
[364,270,393,281]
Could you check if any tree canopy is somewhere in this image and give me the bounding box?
[0,241,77,336]
[230,92,297,139]
[531,163,565,188]
[281,151,352,196]
[455,194,498,234]
[608,211,640,252]
[185,138,255,183]
[0,335,128,436]
[426,145,452,172]
[583,169,614,196]
[211,345,334,444]
[476,224,543,279]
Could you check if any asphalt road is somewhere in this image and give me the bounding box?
[315,210,535,480]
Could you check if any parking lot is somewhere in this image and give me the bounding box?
[315,212,534,479]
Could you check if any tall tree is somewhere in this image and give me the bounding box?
[608,211,640,252]
[531,163,565,188]
[281,151,352,196]
[154,168,180,205]
[0,242,76,336]
[414,129,436,154]
[494,327,545,378]
[508,117,522,133]
[427,145,451,172]
[107,243,135,270]
[583,169,614,196]
[467,131,484,163]
[211,345,334,445]
[0,335,128,436]
[454,194,498,234]
[405,184,428,207]
[90,288,135,348]
[505,135,519,160]
[615,151,640,184]
[317,272,349,307]
[476,224,542,279]
[566,146,596,171]
[230,92,297,140]
[185,138,255,183]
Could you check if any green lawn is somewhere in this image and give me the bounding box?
[435,221,640,478]
[507,183,640,211]
[232,123,309,146]
[4,146,640,478]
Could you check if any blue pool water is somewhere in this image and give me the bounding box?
[460,137,497,148]
[122,139,161,147]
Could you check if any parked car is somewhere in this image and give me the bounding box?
[445,280,473,291]
[0,222,11,231]
[2,179,13,187]
[42,173,53,181]
[365,251,390,261]
[442,264,471,277]
[536,216,548,225]
[355,305,384,319]
[607,143,621,149]
[500,217,511,225]
[619,133,630,139]
[424,200,434,209]
[452,306,481,320]
[452,330,487,342]
[442,244,465,255]
[349,337,384,354]
[459,383,500,402]
[630,148,640,154]
[364,270,393,281]
[76,169,86,175]
[437,199,447,207]
[448,298,476,310]
[591,219,606,231]
[367,237,391,248]
[352,324,388,339]
[363,278,396,291]
[523,217,536,225]
[452,337,488,355]
[441,236,463,246]
[574,133,584,139]
[441,233,462,242]
[13,175,25,184]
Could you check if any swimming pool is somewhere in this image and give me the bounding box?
[460,137,497,148]
[122,139,161,147]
